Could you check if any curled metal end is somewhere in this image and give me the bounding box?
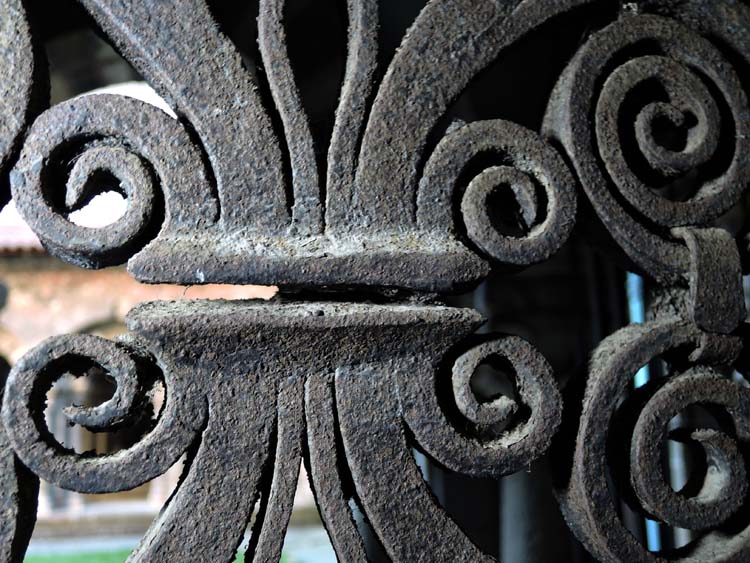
[400,334,563,479]
[2,333,204,494]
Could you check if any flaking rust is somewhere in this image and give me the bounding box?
[1,0,750,561]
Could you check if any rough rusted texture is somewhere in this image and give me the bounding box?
[0,3,45,549]
[258,0,323,236]
[4,333,202,493]
[82,0,288,232]
[408,335,561,477]
[0,358,37,563]
[672,227,745,334]
[559,319,750,563]
[631,369,749,531]
[543,1,750,283]
[0,0,46,207]
[541,6,750,556]
[11,0,746,289]
[8,0,604,291]
[304,373,369,561]
[557,237,749,562]
[425,120,576,267]
[4,301,560,562]
[2,1,750,562]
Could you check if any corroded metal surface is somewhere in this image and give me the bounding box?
[560,319,750,563]
[1,0,750,562]
[0,0,43,537]
[0,0,45,208]
[543,1,750,283]
[3,301,560,561]
[0,353,36,563]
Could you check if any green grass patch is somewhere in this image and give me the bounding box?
[25,551,132,563]
[25,551,287,563]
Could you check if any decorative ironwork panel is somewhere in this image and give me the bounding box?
[0,0,749,561]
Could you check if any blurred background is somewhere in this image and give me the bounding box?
[3,1,750,562]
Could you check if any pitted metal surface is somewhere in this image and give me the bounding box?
[1,1,750,562]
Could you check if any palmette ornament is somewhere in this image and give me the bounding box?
[1,0,750,561]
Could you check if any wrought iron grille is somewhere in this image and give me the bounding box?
[1,0,749,561]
